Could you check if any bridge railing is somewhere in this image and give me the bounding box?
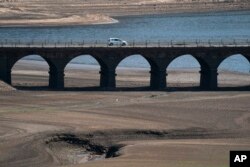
[0,39,249,48]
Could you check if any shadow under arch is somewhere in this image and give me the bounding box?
[166,54,205,90]
[115,54,152,90]
[11,55,51,90]
[217,54,250,89]
[64,54,103,90]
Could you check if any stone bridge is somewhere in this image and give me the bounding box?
[0,46,249,90]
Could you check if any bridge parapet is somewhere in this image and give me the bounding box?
[0,39,249,48]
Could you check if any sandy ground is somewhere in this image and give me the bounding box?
[0,0,250,26]
[0,60,250,167]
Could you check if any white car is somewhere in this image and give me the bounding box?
[108,38,128,46]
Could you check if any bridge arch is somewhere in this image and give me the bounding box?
[217,53,250,69]
[115,54,152,89]
[166,54,209,71]
[217,54,250,88]
[64,54,107,70]
[64,54,102,89]
[10,53,54,70]
[115,54,158,70]
[166,54,203,89]
[11,55,52,89]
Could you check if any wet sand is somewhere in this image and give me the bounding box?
[0,60,250,167]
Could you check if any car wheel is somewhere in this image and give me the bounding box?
[109,43,113,46]
[122,43,126,46]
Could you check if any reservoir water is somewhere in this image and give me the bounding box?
[0,11,249,73]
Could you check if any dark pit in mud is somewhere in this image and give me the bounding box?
[45,134,124,165]
[45,128,233,165]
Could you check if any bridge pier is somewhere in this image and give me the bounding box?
[49,67,64,90]
[150,68,167,90]
[0,69,11,85]
[200,69,218,90]
[0,56,11,85]
[100,68,116,90]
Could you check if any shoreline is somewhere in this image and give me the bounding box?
[0,1,250,27]
[0,9,248,28]
[0,15,119,28]
[114,9,250,20]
